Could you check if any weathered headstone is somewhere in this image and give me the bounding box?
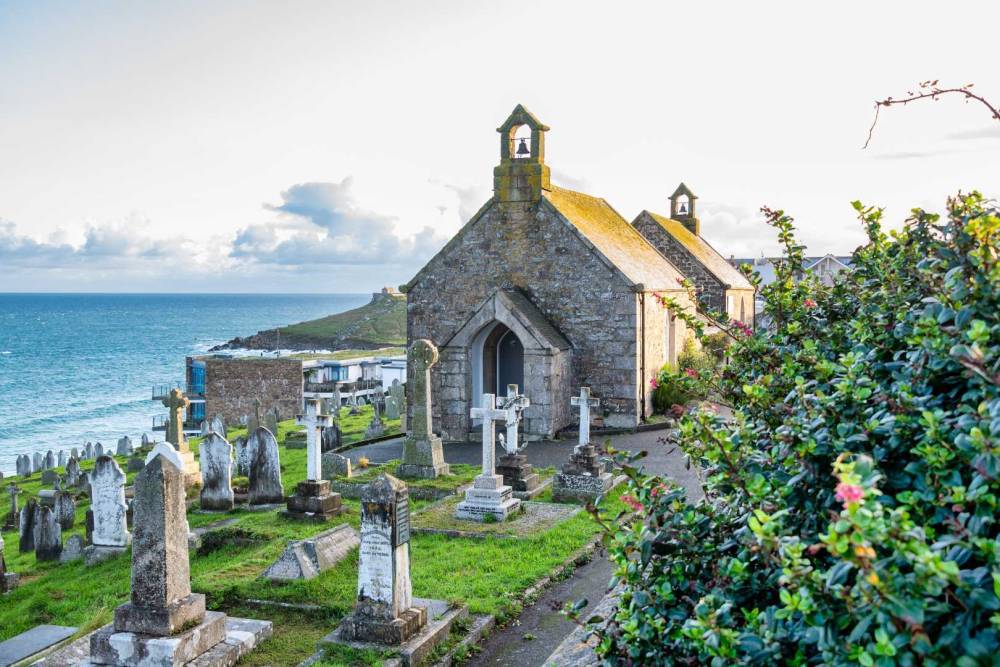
[199,433,235,512]
[16,454,32,477]
[140,433,151,447]
[54,488,76,530]
[322,452,352,479]
[398,340,450,479]
[4,483,20,531]
[285,399,343,521]
[33,451,44,471]
[71,446,80,459]
[64,456,83,488]
[19,498,37,553]
[58,450,68,468]
[247,397,262,435]
[1,533,20,592]
[235,436,250,477]
[385,396,401,421]
[94,442,105,458]
[246,427,284,505]
[340,473,427,644]
[162,387,202,487]
[364,411,385,440]
[84,456,130,565]
[34,505,62,561]
[260,524,360,582]
[88,446,273,665]
[265,407,279,437]
[552,387,614,502]
[321,422,342,452]
[44,450,56,470]
[116,435,134,457]
[210,414,226,437]
[127,457,145,473]
[84,442,95,459]
[60,534,85,563]
[41,469,59,486]
[495,384,542,499]
[455,394,521,522]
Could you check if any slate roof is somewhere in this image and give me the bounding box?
[641,211,753,290]
[729,255,853,286]
[544,186,686,291]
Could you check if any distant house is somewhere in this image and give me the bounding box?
[728,254,854,313]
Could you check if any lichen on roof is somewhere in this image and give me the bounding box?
[544,186,686,291]
[644,211,753,289]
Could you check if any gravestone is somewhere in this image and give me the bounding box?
[455,393,521,522]
[39,488,58,508]
[45,450,56,470]
[285,399,343,521]
[322,452,352,479]
[41,469,59,486]
[19,498,38,553]
[246,427,284,505]
[247,397,262,435]
[33,451,44,471]
[4,483,20,531]
[84,456,131,565]
[60,534,85,563]
[58,450,67,467]
[127,457,145,473]
[34,505,62,561]
[331,387,343,414]
[321,422,342,452]
[54,488,76,530]
[552,387,614,502]
[200,433,235,511]
[71,446,80,459]
[210,414,226,437]
[265,407,279,437]
[340,473,427,644]
[385,396,401,421]
[0,533,19,592]
[89,445,273,665]
[16,454,31,477]
[84,442,95,459]
[162,387,202,487]
[200,420,212,436]
[235,436,250,477]
[65,456,83,487]
[95,442,105,458]
[140,433,151,447]
[260,524,360,582]
[116,435,134,457]
[398,340,450,479]
[364,411,385,439]
[495,384,542,499]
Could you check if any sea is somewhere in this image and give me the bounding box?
[0,293,370,476]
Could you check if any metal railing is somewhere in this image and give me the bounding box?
[152,382,183,400]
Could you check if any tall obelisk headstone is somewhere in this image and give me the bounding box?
[398,339,450,479]
[162,388,202,487]
[284,398,344,521]
[455,393,522,521]
[552,387,614,502]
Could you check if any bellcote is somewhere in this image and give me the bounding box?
[493,104,551,203]
[669,182,699,235]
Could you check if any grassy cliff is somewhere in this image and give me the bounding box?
[211,292,406,352]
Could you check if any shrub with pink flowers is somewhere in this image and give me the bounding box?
[578,193,1000,665]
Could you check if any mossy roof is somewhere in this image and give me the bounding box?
[544,186,686,290]
[642,211,753,289]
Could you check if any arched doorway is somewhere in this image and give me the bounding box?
[472,322,524,407]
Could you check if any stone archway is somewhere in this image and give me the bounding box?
[474,323,525,403]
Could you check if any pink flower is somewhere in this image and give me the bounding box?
[684,368,698,379]
[622,495,644,512]
[651,483,667,498]
[835,482,864,505]
[650,377,660,389]
[804,298,817,309]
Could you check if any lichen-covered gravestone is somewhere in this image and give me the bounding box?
[210,414,226,437]
[88,444,273,665]
[33,451,44,471]
[60,534,85,563]
[235,436,250,477]
[162,388,202,487]
[199,433,235,511]
[34,505,62,561]
[58,450,68,468]
[94,443,105,458]
[246,427,284,505]
[44,450,56,470]
[285,399,344,521]
[84,456,131,565]
[1,533,19,592]
[116,435,134,457]
[19,497,38,553]
[265,407,279,437]
[16,454,32,477]
[54,486,76,530]
[340,473,427,644]
[64,456,83,488]
[398,339,450,479]
[41,469,59,486]
[322,452,352,479]
[552,387,614,502]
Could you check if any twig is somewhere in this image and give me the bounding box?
[863,80,1000,149]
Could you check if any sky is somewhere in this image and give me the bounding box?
[1,1,997,293]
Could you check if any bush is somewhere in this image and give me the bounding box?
[587,193,1000,665]
[652,339,720,414]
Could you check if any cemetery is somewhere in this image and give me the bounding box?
[0,341,628,666]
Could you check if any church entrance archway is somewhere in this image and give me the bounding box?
[472,322,524,407]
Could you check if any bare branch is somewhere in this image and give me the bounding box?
[863,81,1000,149]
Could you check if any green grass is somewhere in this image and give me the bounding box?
[288,347,405,361]
[340,459,481,493]
[278,296,406,348]
[1,422,623,665]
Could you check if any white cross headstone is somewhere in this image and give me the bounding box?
[497,384,530,456]
[297,398,332,482]
[469,394,508,479]
[571,387,600,449]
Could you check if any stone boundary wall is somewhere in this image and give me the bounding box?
[204,357,304,425]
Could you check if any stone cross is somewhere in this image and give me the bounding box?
[408,339,438,439]
[6,483,19,526]
[497,384,530,456]
[470,394,508,478]
[571,387,600,449]
[162,388,190,450]
[297,398,332,482]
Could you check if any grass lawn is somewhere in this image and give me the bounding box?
[279,296,406,348]
[1,421,622,665]
[288,347,406,362]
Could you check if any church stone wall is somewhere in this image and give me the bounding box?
[633,213,727,312]
[407,199,640,441]
[204,358,303,426]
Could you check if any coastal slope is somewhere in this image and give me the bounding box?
[210,291,406,352]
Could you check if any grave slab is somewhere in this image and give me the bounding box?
[0,624,77,666]
[260,524,359,582]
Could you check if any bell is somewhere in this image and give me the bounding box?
[516,138,530,156]
[679,202,689,215]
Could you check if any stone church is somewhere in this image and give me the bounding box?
[404,105,751,442]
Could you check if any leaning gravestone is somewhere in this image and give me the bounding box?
[552,387,614,502]
[398,339,450,479]
[246,427,284,505]
[339,473,427,644]
[260,524,360,582]
[116,435,134,457]
[200,433,235,511]
[34,505,62,561]
[19,498,38,553]
[84,456,130,565]
[88,445,272,665]
[1,533,19,592]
